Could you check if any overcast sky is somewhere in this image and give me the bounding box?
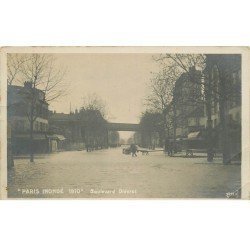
[51,53,159,122]
[50,53,160,139]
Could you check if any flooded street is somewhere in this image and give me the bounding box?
[8,148,241,198]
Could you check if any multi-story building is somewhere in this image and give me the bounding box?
[48,110,83,150]
[49,109,109,150]
[173,67,206,138]
[8,82,50,154]
[204,54,241,157]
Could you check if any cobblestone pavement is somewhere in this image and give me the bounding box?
[8,148,241,198]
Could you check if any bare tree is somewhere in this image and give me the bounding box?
[145,67,176,151]
[8,54,67,162]
[16,54,67,102]
[156,54,206,74]
[7,54,28,85]
[153,54,217,161]
[155,54,241,164]
[155,54,206,105]
[81,93,107,118]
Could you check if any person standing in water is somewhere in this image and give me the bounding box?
[130,143,137,157]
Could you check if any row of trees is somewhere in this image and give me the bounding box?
[142,54,241,164]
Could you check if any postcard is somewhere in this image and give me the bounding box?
[0,47,249,199]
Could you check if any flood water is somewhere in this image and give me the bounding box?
[8,148,241,198]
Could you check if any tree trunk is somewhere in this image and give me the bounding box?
[173,101,177,149]
[218,67,231,164]
[162,110,168,153]
[29,98,34,163]
[7,142,14,168]
[106,129,109,148]
[206,71,214,162]
[7,125,14,168]
[149,132,152,149]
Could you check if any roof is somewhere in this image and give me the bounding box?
[14,134,47,140]
[49,113,78,121]
[8,84,48,105]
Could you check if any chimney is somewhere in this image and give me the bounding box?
[24,81,32,89]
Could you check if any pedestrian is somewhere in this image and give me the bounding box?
[168,142,173,156]
[130,144,137,157]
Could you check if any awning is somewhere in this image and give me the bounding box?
[47,134,66,141]
[187,131,201,139]
[55,135,66,141]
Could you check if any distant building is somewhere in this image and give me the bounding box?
[8,83,49,154]
[173,67,206,138]
[49,109,109,151]
[48,111,83,150]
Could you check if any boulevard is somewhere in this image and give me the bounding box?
[8,148,240,198]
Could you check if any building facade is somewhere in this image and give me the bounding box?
[173,67,206,138]
[49,109,109,151]
[204,54,241,159]
[48,111,83,151]
[8,83,50,154]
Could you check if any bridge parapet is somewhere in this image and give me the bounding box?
[107,122,140,131]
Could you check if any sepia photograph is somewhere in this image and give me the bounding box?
[1,2,250,250]
[1,47,247,199]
